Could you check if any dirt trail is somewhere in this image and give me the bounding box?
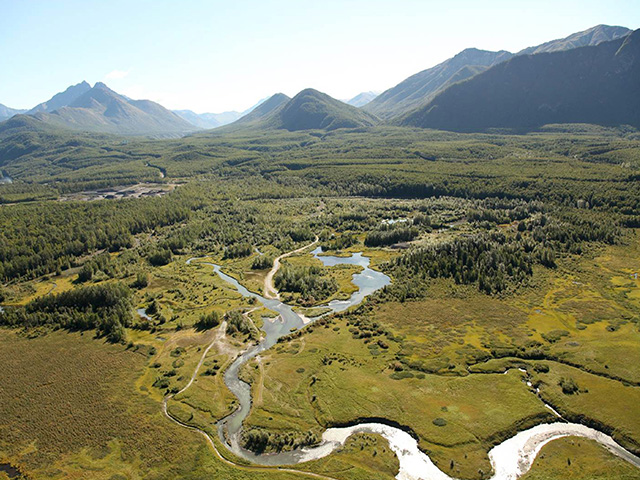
[174,322,228,395]
[161,319,342,480]
[264,237,319,299]
[242,307,262,338]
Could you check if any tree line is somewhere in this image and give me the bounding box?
[0,282,132,342]
[274,265,337,303]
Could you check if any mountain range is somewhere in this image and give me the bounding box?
[27,81,92,115]
[173,97,269,129]
[399,28,640,131]
[31,82,196,137]
[173,110,244,129]
[0,104,27,122]
[517,24,631,55]
[271,89,378,131]
[344,91,378,107]
[225,93,291,128]
[364,24,631,119]
[0,24,636,137]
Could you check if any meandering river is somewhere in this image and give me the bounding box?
[185,247,640,480]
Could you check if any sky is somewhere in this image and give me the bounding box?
[1,0,639,113]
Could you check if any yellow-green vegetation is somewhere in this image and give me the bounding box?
[515,234,640,384]
[169,333,239,426]
[241,317,555,479]
[244,232,640,479]
[140,258,249,327]
[2,273,75,306]
[0,328,399,480]
[0,330,301,480]
[136,327,224,399]
[532,361,640,452]
[521,437,640,480]
[299,433,399,480]
[2,126,640,480]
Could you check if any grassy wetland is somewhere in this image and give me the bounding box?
[1,125,640,479]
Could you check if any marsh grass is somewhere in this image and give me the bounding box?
[521,437,640,480]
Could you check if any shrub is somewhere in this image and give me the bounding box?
[224,243,252,259]
[146,299,159,315]
[390,371,414,380]
[533,363,550,373]
[131,271,149,289]
[148,248,172,266]
[226,310,250,335]
[274,265,337,302]
[195,311,220,330]
[203,365,220,376]
[152,377,170,389]
[559,377,579,395]
[542,330,569,343]
[242,427,318,454]
[365,225,419,247]
[251,255,273,270]
[78,263,94,282]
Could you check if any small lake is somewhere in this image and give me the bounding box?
[312,247,391,312]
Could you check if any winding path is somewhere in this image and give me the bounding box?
[161,321,342,480]
[264,237,319,299]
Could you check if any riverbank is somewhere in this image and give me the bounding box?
[181,248,640,480]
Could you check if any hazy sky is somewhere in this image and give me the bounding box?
[1,0,638,113]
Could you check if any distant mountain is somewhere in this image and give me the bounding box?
[218,89,378,133]
[174,110,246,129]
[365,49,512,119]
[399,29,640,132]
[174,97,269,129]
[173,110,219,129]
[517,24,631,55]
[365,24,631,120]
[266,89,378,131]
[345,91,378,107]
[27,81,92,114]
[0,104,27,122]
[230,93,291,126]
[27,82,197,137]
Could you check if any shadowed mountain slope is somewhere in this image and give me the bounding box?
[27,81,92,114]
[365,24,631,120]
[399,29,640,132]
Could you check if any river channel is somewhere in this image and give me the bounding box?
[186,247,640,480]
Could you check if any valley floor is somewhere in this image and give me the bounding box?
[1,129,640,479]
